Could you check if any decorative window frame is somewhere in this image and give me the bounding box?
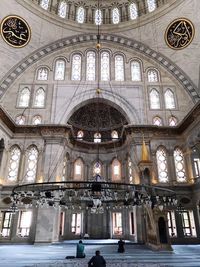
[32,85,47,109]
[53,57,67,81]
[163,86,178,110]
[35,66,50,81]
[114,53,126,82]
[146,67,160,83]
[17,84,32,108]
[130,58,143,82]
[70,52,82,81]
[148,86,162,110]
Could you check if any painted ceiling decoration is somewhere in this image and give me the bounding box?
[0,15,31,48]
[165,18,195,50]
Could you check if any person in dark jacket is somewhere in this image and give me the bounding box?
[117,238,125,253]
[88,250,106,267]
[76,240,85,258]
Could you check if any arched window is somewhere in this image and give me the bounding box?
[164,89,176,109]
[58,1,67,18]
[112,8,120,24]
[62,154,69,181]
[25,146,39,182]
[153,116,162,126]
[131,61,141,81]
[74,158,84,180]
[129,3,138,20]
[32,115,42,125]
[147,0,156,12]
[149,89,160,109]
[71,54,82,81]
[128,157,134,184]
[86,51,95,81]
[93,161,102,176]
[169,116,178,126]
[156,147,169,183]
[33,88,45,108]
[37,67,48,80]
[147,69,159,82]
[174,148,187,182]
[18,87,30,107]
[111,130,118,140]
[111,158,121,181]
[76,6,85,24]
[15,115,25,125]
[94,132,101,143]
[40,0,49,10]
[115,55,124,81]
[55,59,65,80]
[7,146,21,181]
[95,9,102,25]
[101,52,110,81]
[77,130,84,140]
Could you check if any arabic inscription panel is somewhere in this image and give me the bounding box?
[0,15,31,48]
[165,18,194,50]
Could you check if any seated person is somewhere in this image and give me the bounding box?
[76,240,85,258]
[118,238,125,253]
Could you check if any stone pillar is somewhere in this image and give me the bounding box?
[34,207,60,243]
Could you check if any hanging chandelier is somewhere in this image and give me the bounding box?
[10,177,177,214]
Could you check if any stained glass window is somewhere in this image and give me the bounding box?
[71,54,81,81]
[153,116,162,126]
[131,61,141,81]
[58,1,67,18]
[112,158,121,181]
[55,59,65,80]
[115,55,124,81]
[174,148,187,182]
[15,115,25,125]
[164,89,176,109]
[129,3,138,20]
[25,146,38,182]
[156,147,169,183]
[93,161,102,176]
[94,132,101,143]
[111,130,118,140]
[7,146,21,181]
[32,115,42,125]
[77,130,84,140]
[40,0,49,10]
[169,116,178,126]
[149,89,160,109]
[147,0,156,12]
[86,51,95,81]
[18,87,30,107]
[95,9,102,25]
[34,88,45,107]
[128,157,134,184]
[147,69,159,82]
[112,8,120,24]
[74,158,84,180]
[76,6,85,24]
[101,52,110,81]
[37,67,48,80]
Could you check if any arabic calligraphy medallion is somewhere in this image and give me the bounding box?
[1,15,31,48]
[165,18,194,50]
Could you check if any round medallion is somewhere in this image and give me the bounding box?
[0,15,31,48]
[165,18,194,50]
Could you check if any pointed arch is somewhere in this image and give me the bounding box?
[111,158,122,181]
[74,158,84,181]
[7,145,21,182]
[156,146,169,183]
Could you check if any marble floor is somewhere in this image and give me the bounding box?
[0,240,200,267]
